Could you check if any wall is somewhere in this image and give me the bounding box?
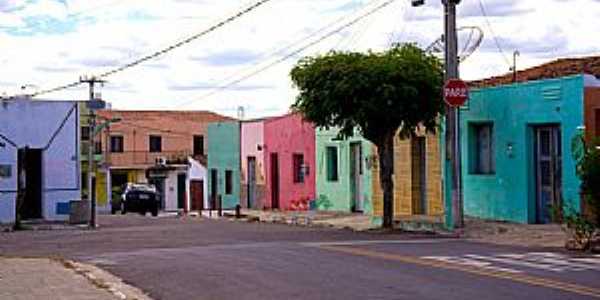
[240,121,266,208]
[315,128,373,213]
[460,75,584,223]
[187,158,208,210]
[263,114,315,210]
[207,121,241,209]
[371,129,444,218]
[0,99,80,223]
[584,87,600,139]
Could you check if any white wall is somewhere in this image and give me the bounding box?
[0,99,80,223]
[187,157,208,210]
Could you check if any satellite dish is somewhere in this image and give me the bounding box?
[425,26,484,63]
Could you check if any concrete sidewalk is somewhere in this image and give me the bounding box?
[0,257,151,300]
[462,218,567,249]
[239,209,378,231]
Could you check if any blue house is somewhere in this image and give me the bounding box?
[0,98,81,224]
[456,69,600,224]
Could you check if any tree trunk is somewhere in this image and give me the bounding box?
[377,132,395,229]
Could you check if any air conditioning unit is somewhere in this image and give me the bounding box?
[155,156,167,166]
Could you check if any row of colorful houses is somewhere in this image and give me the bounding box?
[1,56,599,227]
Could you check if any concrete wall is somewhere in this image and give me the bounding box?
[460,75,584,223]
[263,114,315,210]
[187,157,208,210]
[207,121,241,209]
[315,128,373,213]
[0,99,81,223]
[240,121,266,208]
[371,129,444,218]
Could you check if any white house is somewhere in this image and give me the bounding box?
[0,98,81,224]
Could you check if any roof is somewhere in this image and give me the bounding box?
[96,109,235,122]
[469,55,600,88]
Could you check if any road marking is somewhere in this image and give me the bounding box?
[422,256,522,273]
[319,245,600,298]
[301,239,457,247]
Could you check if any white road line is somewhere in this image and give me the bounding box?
[422,256,522,273]
[464,254,568,272]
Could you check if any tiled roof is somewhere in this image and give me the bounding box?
[469,55,600,88]
[96,109,235,122]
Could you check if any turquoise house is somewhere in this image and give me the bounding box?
[315,128,373,214]
[458,74,600,224]
[207,121,241,209]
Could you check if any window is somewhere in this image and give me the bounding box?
[193,135,204,156]
[225,170,233,195]
[326,146,339,181]
[110,136,124,153]
[149,135,162,153]
[81,126,90,141]
[293,154,305,183]
[471,123,495,174]
[94,140,102,154]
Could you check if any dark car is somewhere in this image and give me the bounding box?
[111,183,160,216]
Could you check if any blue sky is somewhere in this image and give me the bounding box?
[0,0,598,118]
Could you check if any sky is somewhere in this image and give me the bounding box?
[0,0,598,118]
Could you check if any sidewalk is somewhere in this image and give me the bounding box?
[240,209,378,231]
[461,218,567,249]
[0,257,151,300]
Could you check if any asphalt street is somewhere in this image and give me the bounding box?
[1,214,599,300]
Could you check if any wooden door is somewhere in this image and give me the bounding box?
[190,180,204,211]
[411,137,427,215]
[270,153,279,209]
[535,126,562,224]
[247,157,256,208]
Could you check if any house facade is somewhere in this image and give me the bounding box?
[371,129,444,222]
[459,74,600,224]
[263,114,315,210]
[95,110,230,212]
[207,121,241,210]
[0,99,81,224]
[315,128,373,213]
[240,120,266,209]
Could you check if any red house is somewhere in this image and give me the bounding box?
[262,113,316,210]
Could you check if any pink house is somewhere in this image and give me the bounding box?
[240,113,316,210]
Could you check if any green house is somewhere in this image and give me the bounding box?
[207,121,241,209]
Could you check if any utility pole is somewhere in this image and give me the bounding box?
[413,0,464,229]
[80,75,106,228]
[444,0,463,229]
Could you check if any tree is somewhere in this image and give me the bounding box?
[290,43,444,228]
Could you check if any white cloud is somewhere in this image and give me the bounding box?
[0,0,598,119]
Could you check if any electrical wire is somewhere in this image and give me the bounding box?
[176,0,399,108]
[10,0,275,100]
[478,0,511,67]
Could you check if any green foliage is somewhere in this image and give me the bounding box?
[563,206,598,251]
[290,43,444,144]
[316,194,333,210]
[571,132,600,226]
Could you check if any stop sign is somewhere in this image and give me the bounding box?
[444,79,469,107]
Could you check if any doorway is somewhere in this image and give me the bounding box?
[247,157,256,208]
[177,173,186,210]
[190,180,204,211]
[411,137,427,215]
[534,126,562,224]
[17,148,43,220]
[270,153,279,209]
[350,143,363,212]
[210,169,218,209]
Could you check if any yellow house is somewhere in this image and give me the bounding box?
[371,128,444,222]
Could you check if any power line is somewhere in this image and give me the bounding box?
[11,0,275,100]
[176,0,399,108]
[478,0,511,67]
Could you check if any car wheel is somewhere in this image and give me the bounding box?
[121,204,127,215]
[111,206,116,215]
[151,207,158,217]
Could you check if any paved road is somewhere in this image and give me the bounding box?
[1,215,599,300]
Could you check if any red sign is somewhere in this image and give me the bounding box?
[444,79,469,107]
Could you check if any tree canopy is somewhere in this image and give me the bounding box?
[290,43,444,145]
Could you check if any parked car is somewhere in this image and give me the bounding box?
[111,183,160,216]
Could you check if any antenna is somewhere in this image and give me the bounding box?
[425,26,484,63]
